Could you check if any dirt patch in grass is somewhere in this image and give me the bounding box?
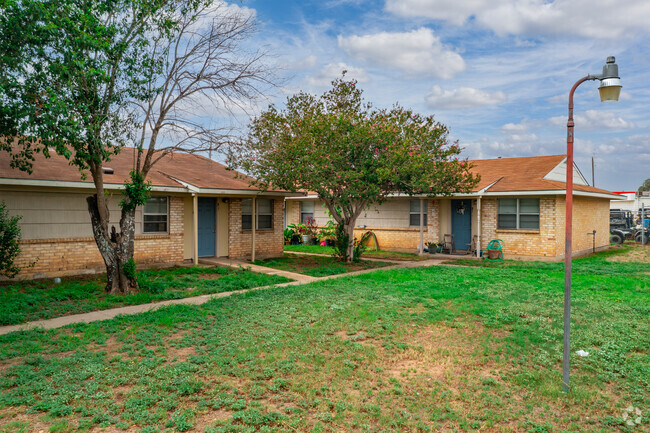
[607,244,650,263]
[112,385,133,404]
[197,274,226,280]
[87,335,122,357]
[382,322,503,384]
[167,345,196,363]
[0,408,50,432]
[193,409,233,430]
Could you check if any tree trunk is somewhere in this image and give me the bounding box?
[87,195,138,294]
[344,222,355,263]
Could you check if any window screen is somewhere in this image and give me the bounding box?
[409,199,428,227]
[144,197,168,233]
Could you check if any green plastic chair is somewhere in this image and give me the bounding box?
[484,239,504,261]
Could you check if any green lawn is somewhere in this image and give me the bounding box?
[0,266,291,326]
[253,253,392,277]
[284,244,430,261]
[0,250,648,432]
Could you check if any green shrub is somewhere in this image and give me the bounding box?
[352,231,372,262]
[123,258,137,279]
[0,200,25,278]
[332,221,350,261]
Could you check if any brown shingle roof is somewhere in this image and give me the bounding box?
[0,147,287,193]
[1,147,618,197]
[468,154,617,196]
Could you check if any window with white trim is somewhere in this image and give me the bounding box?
[143,196,168,233]
[300,201,314,223]
[498,198,540,230]
[242,198,274,230]
[409,199,428,227]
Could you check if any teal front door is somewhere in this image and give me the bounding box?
[198,198,216,257]
[451,199,472,249]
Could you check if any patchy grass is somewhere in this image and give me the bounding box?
[0,266,291,326]
[253,253,392,277]
[446,245,650,276]
[0,250,647,432]
[284,244,428,261]
[607,244,650,264]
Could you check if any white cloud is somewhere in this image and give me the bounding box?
[385,0,650,38]
[549,110,636,130]
[487,133,538,153]
[425,85,506,109]
[288,55,318,70]
[500,119,544,133]
[338,27,465,79]
[305,62,369,87]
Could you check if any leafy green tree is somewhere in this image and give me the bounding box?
[0,201,23,278]
[638,179,650,194]
[229,75,479,262]
[0,0,271,292]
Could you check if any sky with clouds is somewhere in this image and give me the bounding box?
[236,0,650,191]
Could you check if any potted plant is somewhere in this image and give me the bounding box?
[287,223,308,244]
[283,228,294,245]
[305,217,319,245]
[319,220,337,247]
[426,241,441,254]
[286,224,301,244]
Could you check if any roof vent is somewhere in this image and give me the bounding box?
[102,167,114,175]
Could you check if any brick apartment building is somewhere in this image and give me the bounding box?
[287,155,621,260]
[1,148,294,279]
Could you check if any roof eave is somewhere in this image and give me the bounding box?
[0,178,300,196]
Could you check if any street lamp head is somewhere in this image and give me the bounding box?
[597,56,621,102]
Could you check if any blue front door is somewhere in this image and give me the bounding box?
[451,199,472,249]
[198,198,216,257]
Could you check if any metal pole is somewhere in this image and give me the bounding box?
[643,204,646,245]
[592,156,595,187]
[563,75,590,393]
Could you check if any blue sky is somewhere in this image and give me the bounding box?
[236,0,650,191]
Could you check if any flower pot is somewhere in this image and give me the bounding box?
[291,235,300,245]
[302,234,310,244]
[311,237,319,245]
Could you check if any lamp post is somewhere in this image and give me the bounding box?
[563,56,621,393]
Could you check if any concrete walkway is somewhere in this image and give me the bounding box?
[0,257,446,336]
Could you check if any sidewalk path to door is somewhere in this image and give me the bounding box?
[0,257,446,336]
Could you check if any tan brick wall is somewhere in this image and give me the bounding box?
[228,198,284,259]
[481,197,558,258]
[556,196,610,258]
[481,196,610,260]
[287,201,300,225]
[12,196,185,279]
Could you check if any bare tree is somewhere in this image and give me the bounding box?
[0,0,274,294]
[91,2,274,293]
